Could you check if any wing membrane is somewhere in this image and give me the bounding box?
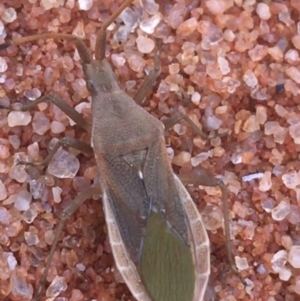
[140,210,195,301]
[143,137,190,244]
[101,136,197,301]
[101,151,150,263]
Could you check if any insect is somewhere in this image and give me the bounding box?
[0,0,237,300]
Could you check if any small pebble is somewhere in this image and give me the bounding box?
[2,8,17,23]
[48,149,80,179]
[46,276,67,298]
[14,189,32,211]
[136,36,155,54]
[271,200,291,221]
[10,271,33,297]
[7,112,32,127]
[140,14,161,34]
[288,246,300,268]
[235,256,249,271]
[272,250,288,273]
[256,3,271,20]
[78,0,93,11]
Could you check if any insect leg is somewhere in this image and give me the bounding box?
[2,94,91,132]
[33,186,101,301]
[181,176,232,259]
[18,136,93,167]
[163,111,213,139]
[179,173,243,282]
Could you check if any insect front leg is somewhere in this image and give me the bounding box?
[1,94,91,132]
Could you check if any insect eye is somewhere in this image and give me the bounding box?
[86,80,96,94]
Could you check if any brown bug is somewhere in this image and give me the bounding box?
[0,0,238,300]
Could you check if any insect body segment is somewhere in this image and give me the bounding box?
[94,127,208,300]
[0,0,216,300]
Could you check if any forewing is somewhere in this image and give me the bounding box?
[139,137,196,300]
[143,137,190,244]
[100,137,206,301]
[101,151,150,264]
